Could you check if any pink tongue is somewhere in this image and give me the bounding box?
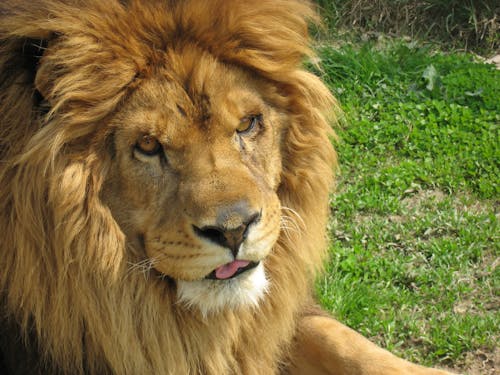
[215,260,251,280]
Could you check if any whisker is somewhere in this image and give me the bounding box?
[280,206,306,230]
[279,225,294,242]
[279,206,305,242]
[126,253,167,279]
[280,216,300,233]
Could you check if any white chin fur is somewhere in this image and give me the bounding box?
[176,262,269,317]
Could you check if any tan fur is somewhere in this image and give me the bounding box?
[288,315,453,375]
[0,1,453,374]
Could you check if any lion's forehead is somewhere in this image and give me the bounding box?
[120,62,268,147]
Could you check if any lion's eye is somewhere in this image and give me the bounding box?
[237,115,261,135]
[135,134,162,156]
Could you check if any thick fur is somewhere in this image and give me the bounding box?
[0,1,335,374]
[0,1,453,375]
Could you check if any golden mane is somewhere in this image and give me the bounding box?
[0,1,336,373]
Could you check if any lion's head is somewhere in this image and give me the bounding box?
[0,0,336,373]
[101,53,287,314]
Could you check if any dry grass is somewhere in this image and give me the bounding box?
[315,0,499,52]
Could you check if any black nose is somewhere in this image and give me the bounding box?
[193,211,260,257]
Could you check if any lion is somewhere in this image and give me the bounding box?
[0,1,454,374]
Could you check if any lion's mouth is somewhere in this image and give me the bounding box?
[205,260,260,280]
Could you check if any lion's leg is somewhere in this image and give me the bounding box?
[287,314,454,375]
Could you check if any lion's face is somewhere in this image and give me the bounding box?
[101,49,286,314]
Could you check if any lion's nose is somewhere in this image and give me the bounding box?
[193,210,261,257]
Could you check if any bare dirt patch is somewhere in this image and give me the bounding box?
[402,189,498,216]
[402,189,447,211]
[453,348,500,375]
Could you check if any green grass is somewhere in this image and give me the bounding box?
[314,41,499,371]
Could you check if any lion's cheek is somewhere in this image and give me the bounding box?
[240,217,281,262]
